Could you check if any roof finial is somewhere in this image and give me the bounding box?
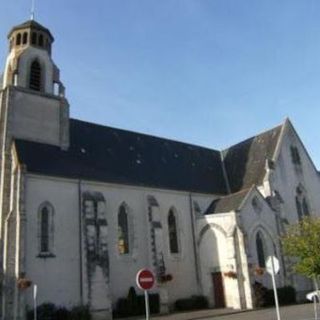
[30,0,35,20]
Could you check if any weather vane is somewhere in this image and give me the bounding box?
[30,0,35,20]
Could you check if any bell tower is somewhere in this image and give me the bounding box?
[0,19,69,148]
[0,20,70,319]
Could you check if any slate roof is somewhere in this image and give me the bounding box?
[204,188,250,214]
[8,20,54,40]
[222,125,282,193]
[15,119,228,194]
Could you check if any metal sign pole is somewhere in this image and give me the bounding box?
[271,257,281,320]
[313,296,318,320]
[144,290,150,320]
[33,284,37,320]
[313,276,319,320]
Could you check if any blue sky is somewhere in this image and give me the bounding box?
[1,1,320,167]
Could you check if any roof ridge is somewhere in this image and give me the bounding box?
[70,118,221,153]
[222,123,283,153]
[218,187,251,199]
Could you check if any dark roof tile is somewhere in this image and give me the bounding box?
[204,188,250,214]
[15,119,228,194]
[222,126,282,193]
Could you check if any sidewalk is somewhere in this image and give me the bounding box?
[120,307,249,320]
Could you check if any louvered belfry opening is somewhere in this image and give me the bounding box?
[29,60,41,91]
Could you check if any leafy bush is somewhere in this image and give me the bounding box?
[137,292,160,314]
[253,282,296,307]
[253,282,268,307]
[55,307,70,320]
[175,295,208,311]
[113,287,160,318]
[27,303,57,320]
[265,286,296,306]
[27,303,91,320]
[69,305,91,320]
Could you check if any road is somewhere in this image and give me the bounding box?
[200,304,315,320]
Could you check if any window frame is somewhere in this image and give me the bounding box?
[22,32,28,45]
[37,202,55,258]
[256,231,266,268]
[29,59,43,92]
[168,208,180,254]
[117,203,130,255]
[16,33,21,45]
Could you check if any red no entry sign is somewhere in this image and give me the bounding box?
[136,269,155,290]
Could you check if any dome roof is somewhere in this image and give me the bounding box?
[8,20,54,41]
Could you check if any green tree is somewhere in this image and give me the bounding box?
[282,217,320,279]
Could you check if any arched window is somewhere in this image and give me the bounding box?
[296,185,310,220]
[29,60,42,91]
[40,206,49,252]
[38,202,54,256]
[22,32,28,44]
[168,209,179,253]
[118,204,129,254]
[39,34,44,47]
[16,33,21,45]
[256,232,266,268]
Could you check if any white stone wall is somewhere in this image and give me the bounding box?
[272,124,320,223]
[24,176,81,308]
[9,88,62,146]
[238,189,281,289]
[24,174,213,310]
[269,124,319,296]
[197,212,241,308]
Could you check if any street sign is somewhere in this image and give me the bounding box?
[307,290,320,302]
[136,269,155,291]
[266,256,280,275]
[306,290,320,320]
[136,269,155,320]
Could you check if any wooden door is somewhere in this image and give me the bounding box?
[212,272,225,308]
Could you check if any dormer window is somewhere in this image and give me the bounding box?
[29,60,42,91]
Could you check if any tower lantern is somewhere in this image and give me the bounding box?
[2,20,64,96]
[0,19,69,149]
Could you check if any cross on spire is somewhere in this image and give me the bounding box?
[30,0,35,20]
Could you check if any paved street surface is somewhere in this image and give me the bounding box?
[200,303,315,320]
[122,303,316,320]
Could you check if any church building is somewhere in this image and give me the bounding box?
[0,19,319,320]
